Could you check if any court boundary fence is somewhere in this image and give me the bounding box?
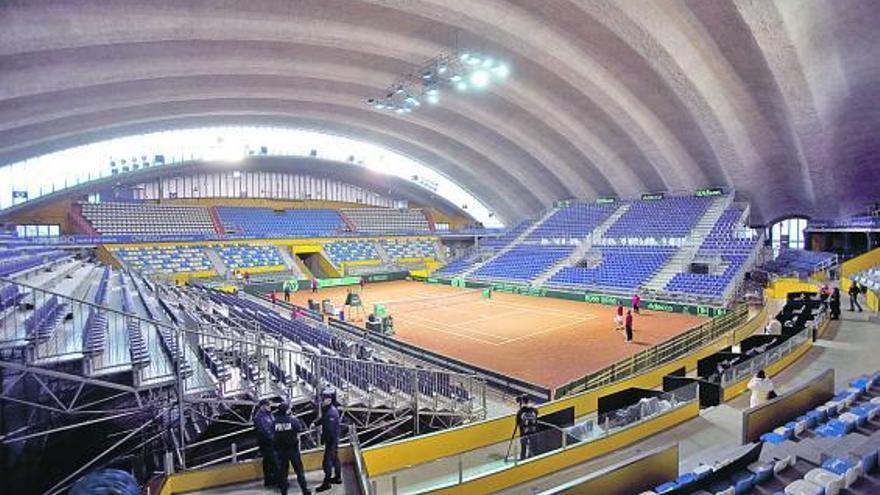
[554,303,749,398]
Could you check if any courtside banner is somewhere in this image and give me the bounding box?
[430,277,728,317]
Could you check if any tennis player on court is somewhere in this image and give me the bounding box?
[614,303,625,331]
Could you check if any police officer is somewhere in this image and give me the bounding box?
[315,391,342,492]
[274,403,311,495]
[515,395,539,460]
[254,399,278,487]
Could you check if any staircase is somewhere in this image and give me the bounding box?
[204,248,229,278]
[208,207,225,235]
[68,203,98,235]
[642,196,732,291]
[532,204,631,286]
[460,207,559,278]
[276,247,305,279]
[373,241,393,265]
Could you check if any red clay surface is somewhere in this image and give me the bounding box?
[274,281,706,390]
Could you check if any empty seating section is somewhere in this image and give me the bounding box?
[0,250,68,277]
[119,274,149,365]
[665,208,759,298]
[0,284,25,312]
[214,245,284,270]
[81,202,215,235]
[527,203,615,240]
[762,250,839,277]
[854,267,880,292]
[112,246,213,274]
[84,268,111,353]
[550,246,676,290]
[207,290,469,401]
[605,196,713,239]
[480,220,529,249]
[433,258,471,277]
[24,295,67,340]
[341,208,430,233]
[380,239,437,260]
[217,207,344,237]
[324,240,380,263]
[473,245,574,281]
[646,371,880,495]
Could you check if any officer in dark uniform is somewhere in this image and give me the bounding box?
[315,391,342,492]
[515,395,539,460]
[254,399,278,487]
[274,403,311,495]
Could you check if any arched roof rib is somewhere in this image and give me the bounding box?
[1,0,877,224]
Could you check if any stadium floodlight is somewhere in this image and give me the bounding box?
[367,49,509,114]
[469,70,490,88]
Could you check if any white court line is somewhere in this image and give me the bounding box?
[395,313,507,345]
[402,311,509,339]
[483,299,599,320]
[447,306,532,328]
[496,318,589,346]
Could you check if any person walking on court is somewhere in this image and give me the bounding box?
[624,310,633,343]
[254,399,279,488]
[315,391,342,492]
[284,285,292,303]
[515,395,539,460]
[614,303,624,331]
[359,277,366,292]
[631,293,641,315]
[270,291,278,306]
[311,278,318,294]
[274,403,311,495]
[848,280,863,312]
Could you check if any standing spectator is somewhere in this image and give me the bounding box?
[848,280,863,312]
[315,392,342,492]
[631,293,641,315]
[270,291,278,306]
[515,395,539,460]
[284,284,292,302]
[253,399,278,488]
[829,287,841,320]
[614,303,624,331]
[624,310,634,343]
[244,271,251,284]
[274,403,311,495]
[747,370,775,408]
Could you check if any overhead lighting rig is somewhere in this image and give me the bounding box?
[367,50,510,114]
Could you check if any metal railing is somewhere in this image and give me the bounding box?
[555,303,749,398]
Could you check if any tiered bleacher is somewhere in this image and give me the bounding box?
[380,239,437,260]
[665,208,759,299]
[762,249,838,277]
[216,207,345,237]
[550,246,676,291]
[526,203,616,241]
[853,267,880,293]
[214,245,285,271]
[205,289,470,402]
[472,245,574,282]
[324,240,380,264]
[111,246,214,274]
[646,370,880,495]
[604,195,714,239]
[341,207,431,233]
[80,202,216,235]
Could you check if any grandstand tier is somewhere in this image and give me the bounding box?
[217,207,346,237]
[341,207,431,233]
[80,202,216,236]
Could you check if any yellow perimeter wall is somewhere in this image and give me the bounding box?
[425,402,699,495]
[103,235,441,278]
[765,277,819,299]
[361,306,768,477]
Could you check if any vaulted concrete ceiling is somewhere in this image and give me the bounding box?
[1,0,877,225]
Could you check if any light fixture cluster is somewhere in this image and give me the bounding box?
[367,50,510,113]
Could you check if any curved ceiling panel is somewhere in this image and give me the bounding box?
[0,0,877,224]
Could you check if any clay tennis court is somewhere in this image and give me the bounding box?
[276,280,706,390]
